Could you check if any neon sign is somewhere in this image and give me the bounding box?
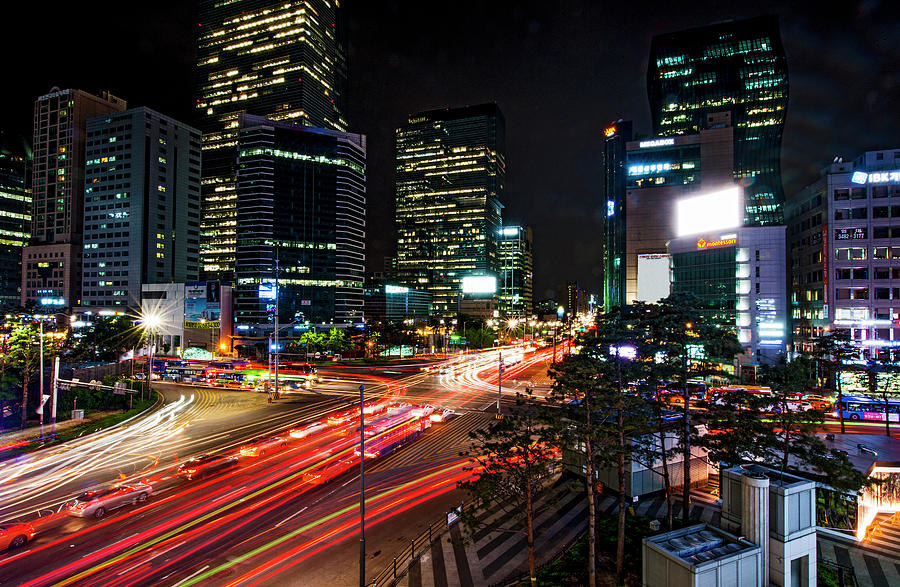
[696,237,737,250]
[850,170,900,185]
[639,138,675,148]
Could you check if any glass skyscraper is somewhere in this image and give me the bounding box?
[0,136,31,307]
[498,225,533,318]
[602,120,632,313]
[394,104,506,315]
[195,0,348,280]
[647,15,788,226]
[234,115,365,325]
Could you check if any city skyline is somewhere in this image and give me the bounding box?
[0,1,897,299]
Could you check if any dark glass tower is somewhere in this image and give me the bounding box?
[394,104,506,315]
[234,115,365,325]
[498,225,533,317]
[648,15,788,225]
[195,0,349,280]
[602,121,632,313]
[0,135,31,307]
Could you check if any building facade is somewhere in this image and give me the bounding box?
[788,150,900,357]
[394,104,506,316]
[233,115,365,326]
[81,108,201,308]
[141,281,234,356]
[363,284,432,324]
[602,120,632,312]
[498,225,533,318]
[195,0,348,280]
[669,225,788,365]
[0,138,31,307]
[625,113,734,304]
[22,89,126,308]
[648,15,788,226]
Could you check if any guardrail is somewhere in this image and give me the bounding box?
[370,501,471,587]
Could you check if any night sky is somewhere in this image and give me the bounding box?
[1,1,898,302]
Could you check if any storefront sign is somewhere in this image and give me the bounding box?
[696,237,737,250]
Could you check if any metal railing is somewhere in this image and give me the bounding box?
[819,557,857,587]
[370,501,472,587]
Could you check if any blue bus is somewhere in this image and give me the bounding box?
[833,395,900,422]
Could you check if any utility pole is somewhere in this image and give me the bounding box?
[497,351,503,414]
[274,251,280,400]
[359,384,366,587]
[38,319,44,436]
[50,356,60,437]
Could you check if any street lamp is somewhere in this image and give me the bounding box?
[304,383,368,586]
[140,312,162,400]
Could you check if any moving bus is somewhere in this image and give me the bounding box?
[163,363,207,383]
[355,413,431,459]
[205,368,265,389]
[833,395,900,422]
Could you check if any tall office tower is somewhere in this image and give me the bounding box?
[498,225,533,318]
[22,89,126,308]
[395,104,506,315]
[788,150,900,358]
[195,0,349,280]
[0,135,32,307]
[602,120,633,313]
[80,108,202,308]
[234,115,365,325]
[648,15,788,225]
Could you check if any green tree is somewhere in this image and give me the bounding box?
[69,316,139,363]
[325,327,349,353]
[458,390,557,586]
[548,306,653,582]
[466,327,497,349]
[7,323,63,428]
[864,359,899,438]
[809,330,855,434]
[640,293,742,524]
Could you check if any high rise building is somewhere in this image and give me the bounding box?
[602,120,632,312]
[0,135,31,307]
[624,112,734,305]
[788,149,900,358]
[498,225,533,317]
[195,0,349,280]
[80,107,202,308]
[22,89,126,308]
[233,114,365,326]
[394,104,506,315]
[648,15,788,226]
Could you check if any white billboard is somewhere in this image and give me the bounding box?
[461,276,497,294]
[636,254,671,303]
[676,187,742,237]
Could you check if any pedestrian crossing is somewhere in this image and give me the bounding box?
[819,524,900,587]
[383,479,726,587]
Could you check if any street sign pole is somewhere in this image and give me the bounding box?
[497,352,503,414]
[50,356,60,437]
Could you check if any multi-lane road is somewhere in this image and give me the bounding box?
[0,346,554,586]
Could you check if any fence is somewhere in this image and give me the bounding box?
[72,359,135,382]
[370,501,471,587]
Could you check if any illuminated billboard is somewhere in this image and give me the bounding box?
[461,276,497,294]
[636,254,671,303]
[675,187,741,237]
[184,281,221,329]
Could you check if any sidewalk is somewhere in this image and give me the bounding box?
[0,412,113,446]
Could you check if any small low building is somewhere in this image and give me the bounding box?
[643,524,761,587]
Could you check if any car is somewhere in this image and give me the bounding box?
[289,422,329,439]
[802,394,833,411]
[438,366,450,375]
[429,409,454,423]
[411,404,435,418]
[177,454,239,480]
[68,483,153,519]
[0,521,35,550]
[420,365,438,374]
[239,436,287,457]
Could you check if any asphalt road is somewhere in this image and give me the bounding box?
[0,348,545,586]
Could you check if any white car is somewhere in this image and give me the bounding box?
[289,423,329,439]
[429,409,454,423]
[411,405,435,418]
[239,436,287,457]
[68,483,153,519]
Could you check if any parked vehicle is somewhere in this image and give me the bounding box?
[68,483,153,519]
[239,436,287,457]
[0,521,35,550]
[176,454,239,480]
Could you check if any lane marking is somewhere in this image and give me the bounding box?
[172,564,210,587]
[274,506,308,528]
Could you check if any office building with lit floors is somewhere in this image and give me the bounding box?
[648,15,788,226]
[22,88,126,309]
[80,107,202,309]
[233,115,365,326]
[668,189,788,367]
[194,0,348,281]
[624,113,734,305]
[498,225,533,318]
[788,149,900,358]
[0,138,31,307]
[602,120,632,312]
[394,104,506,315]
